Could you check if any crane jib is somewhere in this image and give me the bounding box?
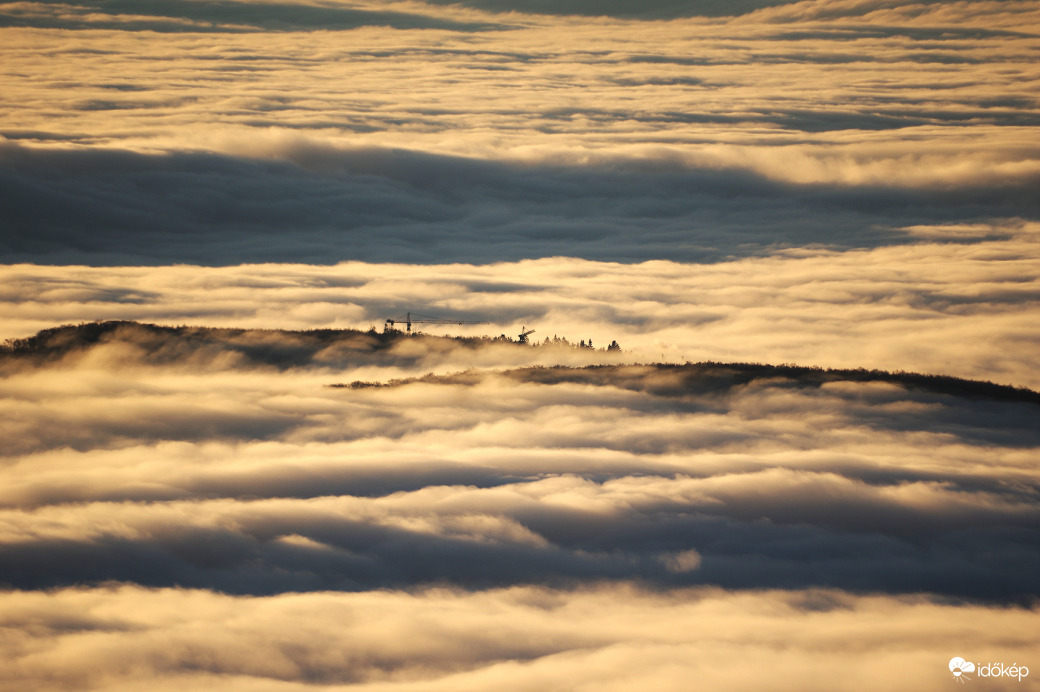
[385,312,491,333]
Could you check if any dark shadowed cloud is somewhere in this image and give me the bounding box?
[3,141,1037,265]
[417,0,796,18]
[0,0,505,32]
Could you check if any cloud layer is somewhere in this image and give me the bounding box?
[3,140,1038,266]
[3,1,1039,688]
[6,0,1037,173]
[3,585,1037,692]
[2,0,1036,269]
[2,324,1038,688]
[3,234,1039,388]
[1,325,1038,603]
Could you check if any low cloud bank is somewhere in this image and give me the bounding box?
[0,0,504,32]
[1,327,1037,601]
[3,0,1038,686]
[3,0,1037,277]
[3,238,1039,388]
[2,142,1037,266]
[1,585,1037,692]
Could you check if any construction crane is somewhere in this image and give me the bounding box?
[518,326,536,344]
[384,311,489,333]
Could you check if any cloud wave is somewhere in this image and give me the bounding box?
[1,326,1037,602]
[3,0,1040,687]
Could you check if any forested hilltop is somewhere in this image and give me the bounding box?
[5,321,1038,405]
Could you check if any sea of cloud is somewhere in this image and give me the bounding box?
[3,0,1039,688]
[3,585,1038,692]
[2,0,1039,267]
[1,324,1039,689]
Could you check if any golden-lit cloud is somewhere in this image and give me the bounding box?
[2,1,1038,689]
[1,585,1037,692]
[1,329,1037,600]
[2,0,1038,179]
[2,224,1038,387]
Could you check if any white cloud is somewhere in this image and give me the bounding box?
[1,584,1037,691]
[2,1,1038,687]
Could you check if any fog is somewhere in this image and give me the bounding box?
[4,585,1039,692]
[3,0,1038,688]
[1,326,1037,604]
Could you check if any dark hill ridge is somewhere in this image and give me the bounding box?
[339,362,1040,407]
[337,362,1038,404]
[0,320,514,369]
[3,321,1039,405]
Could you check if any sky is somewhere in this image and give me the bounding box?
[1,0,1040,690]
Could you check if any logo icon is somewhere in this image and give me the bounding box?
[950,657,976,683]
